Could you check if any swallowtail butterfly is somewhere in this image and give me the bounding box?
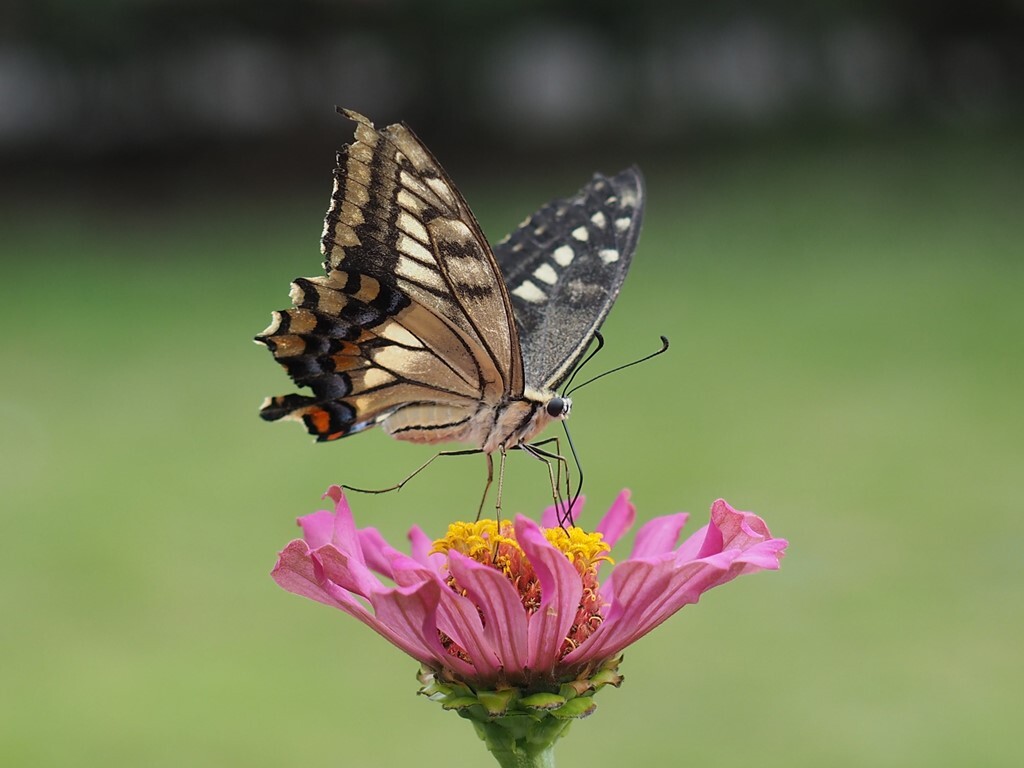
[256,109,643,463]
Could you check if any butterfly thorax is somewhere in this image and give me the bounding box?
[380,387,570,453]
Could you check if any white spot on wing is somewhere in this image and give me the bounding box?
[396,255,446,290]
[533,263,558,285]
[615,217,631,232]
[398,212,428,244]
[620,186,638,208]
[512,280,547,303]
[397,233,433,262]
[397,189,424,214]
[572,226,589,242]
[599,248,619,263]
[376,321,423,348]
[553,245,575,266]
[590,211,607,228]
[361,367,395,389]
[426,177,456,207]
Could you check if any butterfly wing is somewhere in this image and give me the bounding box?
[493,167,645,391]
[257,110,524,442]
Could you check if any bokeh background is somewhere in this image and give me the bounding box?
[2,1,1022,766]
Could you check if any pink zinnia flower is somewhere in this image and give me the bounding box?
[272,487,787,764]
[275,487,785,686]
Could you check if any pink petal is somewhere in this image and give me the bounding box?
[564,558,676,665]
[273,541,436,664]
[630,512,689,559]
[595,489,636,549]
[388,558,440,589]
[357,527,416,579]
[272,540,362,613]
[314,543,382,599]
[447,551,530,675]
[407,525,436,567]
[310,546,476,678]
[567,501,788,666]
[734,538,790,572]
[515,516,583,671]
[432,588,502,681]
[365,577,473,674]
[364,556,504,680]
[296,487,363,566]
[541,496,585,528]
[708,499,772,550]
[675,523,710,562]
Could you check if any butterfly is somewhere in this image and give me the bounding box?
[256,108,644,493]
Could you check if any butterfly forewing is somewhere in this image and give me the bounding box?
[493,168,645,390]
[320,109,522,398]
[259,109,525,442]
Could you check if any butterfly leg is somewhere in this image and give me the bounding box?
[342,448,482,496]
[475,452,494,522]
[525,436,572,507]
[494,447,508,519]
[521,440,576,527]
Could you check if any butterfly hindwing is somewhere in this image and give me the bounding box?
[257,268,486,440]
[493,167,645,390]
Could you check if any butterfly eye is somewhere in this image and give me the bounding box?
[546,396,571,419]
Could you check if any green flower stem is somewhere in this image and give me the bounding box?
[472,716,571,768]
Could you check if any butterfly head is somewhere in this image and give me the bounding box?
[545,395,572,420]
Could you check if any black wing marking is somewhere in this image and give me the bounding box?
[492,167,645,390]
[256,108,527,443]
[256,269,483,441]
[321,109,523,399]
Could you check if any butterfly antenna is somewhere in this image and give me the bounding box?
[560,421,584,528]
[560,331,606,396]
[565,335,669,398]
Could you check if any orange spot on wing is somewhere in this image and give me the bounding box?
[330,353,362,371]
[307,408,332,435]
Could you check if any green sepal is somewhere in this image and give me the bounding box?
[478,689,517,717]
[590,668,624,688]
[550,696,598,719]
[560,681,587,698]
[441,695,481,711]
[417,658,623,765]
[520,692,567,711]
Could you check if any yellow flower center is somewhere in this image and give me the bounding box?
[431,520,611,662]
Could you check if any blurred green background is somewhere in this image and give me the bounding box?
[2,2,1022,767]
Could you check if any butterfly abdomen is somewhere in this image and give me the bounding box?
[378,388,563,453]
[382,403,476,444]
